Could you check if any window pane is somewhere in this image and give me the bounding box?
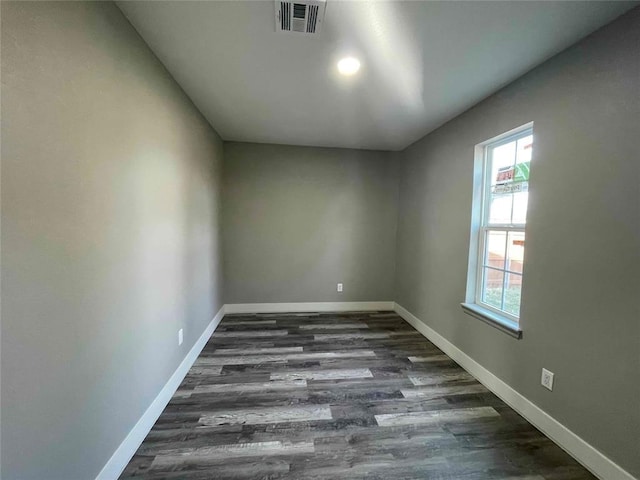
[489,140,517,224]
[512,191,529,224]
[482,268,504,310]
[485,230,506,269]
[489,194,513,224]
[504,273,522,316]
[490,141,516,186]
[506,231,525,273]
[488,135,533,227]
[516,135,533,164]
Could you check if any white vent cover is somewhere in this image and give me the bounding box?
[275,1,326,34]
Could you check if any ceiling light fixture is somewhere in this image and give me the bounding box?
[337,57,361,76]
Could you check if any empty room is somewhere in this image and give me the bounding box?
[1,1,638,479]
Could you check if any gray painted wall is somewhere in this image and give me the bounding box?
[1,2,224,479]
[222,143,399,304]
[1,2,638,479]
[395,8,640,477]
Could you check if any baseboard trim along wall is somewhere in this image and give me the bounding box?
[96,301,634,480]
[393,303,637,480]
[224,301,395,314]
[95,301,392,479]
[95,305,226,480]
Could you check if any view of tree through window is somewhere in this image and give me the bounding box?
[478,129,532,319]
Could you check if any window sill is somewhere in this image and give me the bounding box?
[460,303,522,339]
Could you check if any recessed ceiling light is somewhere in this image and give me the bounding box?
[337,57,361,76]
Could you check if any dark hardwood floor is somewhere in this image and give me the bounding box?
[121,311,595,480]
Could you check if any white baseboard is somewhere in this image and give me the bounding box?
[95,301,392,479]
[95,305,226,480]
[224,301,394,314]
[96,301,634,480]
[393,303,636,480]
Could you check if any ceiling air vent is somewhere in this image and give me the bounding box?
[275,0,326,35]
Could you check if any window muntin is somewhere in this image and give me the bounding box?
[476,128,533,321]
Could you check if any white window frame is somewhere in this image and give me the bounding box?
[463,122,533,337]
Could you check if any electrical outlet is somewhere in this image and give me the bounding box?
[337,283,343,293]
[541,368,554,391]
[178,328,184,346]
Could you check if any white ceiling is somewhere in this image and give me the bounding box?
[117,1,637,151]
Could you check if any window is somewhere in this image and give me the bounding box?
[463,124,533,337]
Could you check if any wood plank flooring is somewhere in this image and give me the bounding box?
[120,311,595,480]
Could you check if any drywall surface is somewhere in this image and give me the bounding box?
[223,143,399,304]
[395,8,639,476]
[1,2,224,478]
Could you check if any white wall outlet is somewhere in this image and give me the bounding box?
[178,328,184,346]
[541,368,554,391]
[337,283,343,293]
